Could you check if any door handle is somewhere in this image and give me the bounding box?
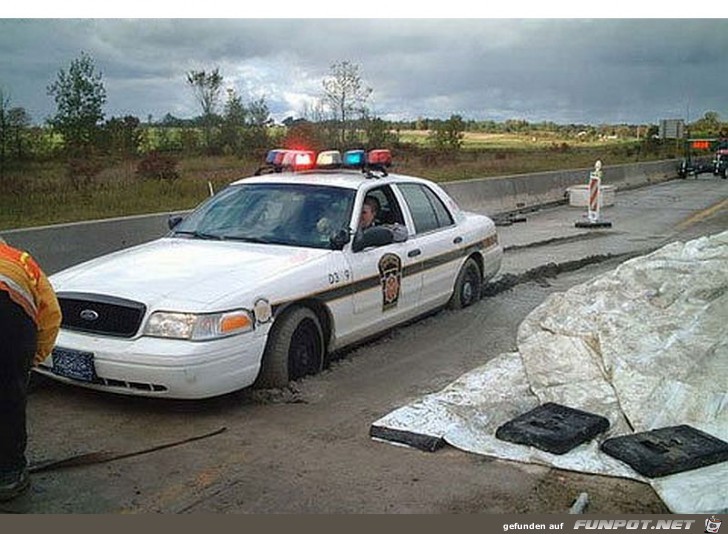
[453,236,463,244]
[408,249,421,258]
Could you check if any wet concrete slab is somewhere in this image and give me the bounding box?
[492,177,728,276]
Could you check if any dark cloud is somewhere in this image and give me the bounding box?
[1,19,727,125]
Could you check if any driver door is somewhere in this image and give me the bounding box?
[345,185,424,338]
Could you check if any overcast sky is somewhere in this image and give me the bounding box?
[1,15,727,126]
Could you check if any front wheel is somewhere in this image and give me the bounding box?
[447,257,482,310]
[254,307,325,388]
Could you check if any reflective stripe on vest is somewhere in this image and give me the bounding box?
[0,273,38,317]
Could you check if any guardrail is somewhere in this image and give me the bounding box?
[2,159,680,274]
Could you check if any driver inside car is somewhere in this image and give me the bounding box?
[359,196,408,242]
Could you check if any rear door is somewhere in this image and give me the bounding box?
[394,182,463,309]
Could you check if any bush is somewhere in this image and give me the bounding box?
[549,142,571,153]
[66,155,103,191]
[135,151,180,181]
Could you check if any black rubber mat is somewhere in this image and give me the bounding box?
[369,425,445,452]
[600,425,728,478]
[575,220,612,228]
[495,402,610,454]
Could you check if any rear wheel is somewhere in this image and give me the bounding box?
[447,257,482,310]
[255,307,324,388]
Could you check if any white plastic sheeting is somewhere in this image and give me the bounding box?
[372,230,728,513]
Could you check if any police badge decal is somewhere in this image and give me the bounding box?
[378,253,402,311]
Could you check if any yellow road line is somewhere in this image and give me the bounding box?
[675,197,728,231]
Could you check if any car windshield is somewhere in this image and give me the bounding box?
[172,183,356,249]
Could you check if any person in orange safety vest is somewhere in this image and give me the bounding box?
[0,237,61,502]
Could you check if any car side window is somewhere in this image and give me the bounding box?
[398,183,454,234]
[359,186,406,227]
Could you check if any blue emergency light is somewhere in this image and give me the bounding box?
[343,150,366,167]
[265,149,286,165]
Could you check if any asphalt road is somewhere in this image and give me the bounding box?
[3,175,727,514]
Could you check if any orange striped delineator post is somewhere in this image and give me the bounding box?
[576,160,612,228]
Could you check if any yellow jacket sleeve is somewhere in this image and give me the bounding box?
[34,270,62,365]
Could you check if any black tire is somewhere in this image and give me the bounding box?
[254,307,324,388]
[447,257,482,310]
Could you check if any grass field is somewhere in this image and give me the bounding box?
[397,129,638,150]
[0,135,677,231]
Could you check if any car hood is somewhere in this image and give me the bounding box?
[50,238,330,310]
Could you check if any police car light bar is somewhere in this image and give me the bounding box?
[257,148,392,176]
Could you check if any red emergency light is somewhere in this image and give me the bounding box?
[367,149,392,167]
[280,150,315,170]
[294,151,315,170]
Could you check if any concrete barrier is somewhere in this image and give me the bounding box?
[2,212,182,275]
[2,159,681,274]
[441,159,677,217]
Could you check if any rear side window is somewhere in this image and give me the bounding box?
[398,183,454,234]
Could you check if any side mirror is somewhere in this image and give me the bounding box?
[329,228,351,250]
[168,214,184,230]
[352,226,395,252]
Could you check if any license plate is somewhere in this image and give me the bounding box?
[51,347,97,382]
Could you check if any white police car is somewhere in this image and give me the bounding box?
[37,149,502,398]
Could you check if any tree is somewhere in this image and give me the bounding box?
[0,89,32,183]
[220,88,247,155]
[361,113,398,148]
[244,97,272,150]
[186,68,223,152]
[283,120,326,153]
[691,111,722,137]
[220,90,272,156]
[8,107,31,160]
[47,52,107,156]
[428,114,465,152]
[103,115,142,158]
[322,61,372,148]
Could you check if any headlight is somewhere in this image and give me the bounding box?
[143,309,254,340]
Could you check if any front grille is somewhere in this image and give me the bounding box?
[100,377,167,392]
[58,292,146,338]
[36,363,167,393]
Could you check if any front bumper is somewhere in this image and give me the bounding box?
[35,328,268,399]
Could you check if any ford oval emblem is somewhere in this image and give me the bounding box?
[80,309,99,322]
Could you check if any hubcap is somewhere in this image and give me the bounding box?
[462,280,473,303]
[289,319,321,380]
